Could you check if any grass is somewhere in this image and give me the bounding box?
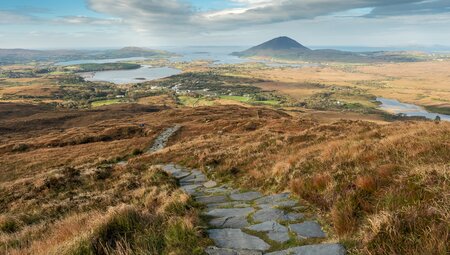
[178,95,215,107]
[140,106,449,255]
[424,105,450,115]
[220,95,252,102]
[1,100,449,255]
[220,95,281,106]
[0,162,208,255]
[0,104,212,254]
[91,99,124,108]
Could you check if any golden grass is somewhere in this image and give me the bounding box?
[1,103,449,254]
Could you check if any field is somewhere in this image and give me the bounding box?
[238,60,450,114]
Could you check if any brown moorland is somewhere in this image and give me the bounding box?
[0,103,449,255]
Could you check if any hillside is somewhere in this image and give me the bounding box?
[245,36,311,51]
[0,47,174,65]
[233,37,424,63]
[0,102,448,254]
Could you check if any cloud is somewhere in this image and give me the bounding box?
[55,16,124,26]
[85,0,450,35]
[367,0,450,17]
[0,11,36,24]
[0,10,123,27]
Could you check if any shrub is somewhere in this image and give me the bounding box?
[164,219,203,255]
[91,206,142,253]
[0,216,21,234]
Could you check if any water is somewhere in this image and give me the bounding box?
[377,97,450,121]
[166,46,250,65]
[164,46,309,67]
[55,47,310,68]
[55,57,148,66]
[83,65,181,84]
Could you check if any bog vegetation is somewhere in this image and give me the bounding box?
[0,103,448,254]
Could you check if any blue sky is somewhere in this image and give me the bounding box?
[1,0,450,48]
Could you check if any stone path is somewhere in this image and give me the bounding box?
[151,126,346,255]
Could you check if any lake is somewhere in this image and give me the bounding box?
[83,65,181,84]
[164,46,310,67]
[377,97,450,121]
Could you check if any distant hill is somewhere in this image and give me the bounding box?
[233,37,424,63]
[0,47,175,65]
[248,36,311,51]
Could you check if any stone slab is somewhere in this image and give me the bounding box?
[267,231,290,243]
[230,192,263,201]
[246,221,287,232]
[254,193,290,204]
[196,195,228,204]
[205,246,263,255]
[265,244,346,255]
[206,208,254,218]
[207,229,270,251]
[289,221,326,239]
[252,208,303,223]
[210,216,250,228]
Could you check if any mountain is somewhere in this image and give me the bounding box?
[248,36,311,51]
[233,36,423,63]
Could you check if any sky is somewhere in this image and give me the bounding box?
[0,0,450,49]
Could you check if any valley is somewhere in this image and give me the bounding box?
[1,40,449,255]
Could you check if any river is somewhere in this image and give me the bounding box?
[377,97,450,121]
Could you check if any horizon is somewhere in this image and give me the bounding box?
[3,41,450,53]
[1,0,450,49]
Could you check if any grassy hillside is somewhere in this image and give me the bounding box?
[0,104,209,255]
[0,47,174,65]
[75,63,141,72]
[0,103,448,254]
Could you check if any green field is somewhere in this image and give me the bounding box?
[91,99,124,107]
[220,95,280,106]
[178,96,215,107]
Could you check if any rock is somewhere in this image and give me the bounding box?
[289,221,326,239]
[149,125,181,152]
[180,184,202,195]
[205,246,263,255]
[180,172,208,185]
[204,187,231,194]
[286,212,304,221]
[196,195,228,204]
[258,200,298,209]
[204,180,218,188]
[161,165,191,179]
[210,216,249,228]
[246,221,290,243]
[161,164,180,174]
[252,208,303,223]
[265,244,346,255]
[254,193,290,204]
[230,192,263,201]
[173,171,191,179]
[207,202,250,209]
[246,221,287,232]
[207,229,270,251]
[267,231,290,243]
[206,208,254,218]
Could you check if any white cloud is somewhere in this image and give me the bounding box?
[55,16,124,26]
[86,0,450,35]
